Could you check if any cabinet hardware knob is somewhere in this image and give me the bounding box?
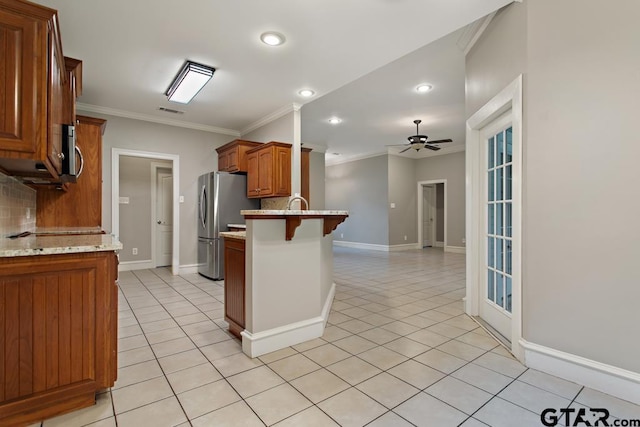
[57,152,65,160]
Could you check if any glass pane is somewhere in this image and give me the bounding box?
[506,127,513,163]
[506,203,512,237]
[506,240,512,275]
[488,171,494,201]
[505,276,512,312]
[496,131,504,166]
[488,204,494,235]
[488,270,495,302]
[496,238,503,271]
[488,136,495,169]
[506,165,512,200]
[496,168,503,201]
[496,203,503,236]
[488,237,495,268]
[496,274,504,308]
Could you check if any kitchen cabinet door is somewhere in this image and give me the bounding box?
[0,251,118,426]
[246,142,291,198]
[0,1,67,180]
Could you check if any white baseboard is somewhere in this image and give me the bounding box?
[445,245,466,254]
[242,283,336,358]
[520,339,640,405]
[389,243,420,251]
[118,260,155,271]
[435,241,444,248]
[179,264,199,275]
[333,241,419,252]
[333,240,389,251]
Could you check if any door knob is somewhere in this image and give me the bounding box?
[157,220,162,224]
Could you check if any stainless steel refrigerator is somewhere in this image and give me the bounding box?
[197,172,259,280]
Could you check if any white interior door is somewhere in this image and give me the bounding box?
[155,168,173,267]
[422,185,436,247]
[479,114,514,340]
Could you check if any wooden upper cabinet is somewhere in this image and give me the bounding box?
[246,142,291,198]
[36,116,106,228]
[0,0,67,180]
[216,139,262,173]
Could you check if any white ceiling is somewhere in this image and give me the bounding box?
[38,0,512,158]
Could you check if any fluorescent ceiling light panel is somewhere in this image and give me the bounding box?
[166,61,215,104]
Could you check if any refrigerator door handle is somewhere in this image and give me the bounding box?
[200,184,207,230]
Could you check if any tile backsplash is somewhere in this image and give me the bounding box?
[260,197,289,210]
[0,172,36,237]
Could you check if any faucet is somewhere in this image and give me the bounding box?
[287,195,309,210]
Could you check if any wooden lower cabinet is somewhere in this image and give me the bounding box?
[0,251,118,426]
[223,237,245,338]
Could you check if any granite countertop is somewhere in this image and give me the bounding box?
[34,226,104,235]
[241,210,348,216]
[219,231,246,241]
[0,233,122,258]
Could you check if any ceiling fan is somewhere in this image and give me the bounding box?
[388,120,453,153]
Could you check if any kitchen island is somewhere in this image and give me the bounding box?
[0,231,121,426]
[221,210,347,358]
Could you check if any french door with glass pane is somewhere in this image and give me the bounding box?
[480,115,513,340]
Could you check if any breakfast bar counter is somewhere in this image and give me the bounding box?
[226,210,347,357]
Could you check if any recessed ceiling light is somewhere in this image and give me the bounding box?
[260,32,286,46]
[416,84,433,93]
[328,117,342,124]
[298,89,315,98]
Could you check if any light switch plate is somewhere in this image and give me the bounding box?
[119,197,130,204]
[179,196,184,203]
[390,203,396,208]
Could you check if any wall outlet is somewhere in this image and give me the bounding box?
[404,235,407,241]
[132,248,138,255]
[390,203,396,209]
[462,237,466,244]
[340,233,344,238]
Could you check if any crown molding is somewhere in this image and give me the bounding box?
[457,11,497,55]
[240,103,301,136]
[300,143,327,153]
[76,103,241,136]
[325,150,388,167]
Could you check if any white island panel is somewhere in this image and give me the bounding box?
[242,217,336,357]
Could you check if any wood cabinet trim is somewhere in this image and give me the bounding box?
[244,214,348,241]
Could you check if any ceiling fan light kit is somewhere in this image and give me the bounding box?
[387,119,452,153]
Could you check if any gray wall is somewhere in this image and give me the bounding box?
[241,112,294,143]
[415,151,466,247]
[86,112,234,267]
[388,155,417,245]
[309,151,325,210]
[467,0,640,373]
[118,156,171,262]
[465,2,528,119]
[325,155,389,246]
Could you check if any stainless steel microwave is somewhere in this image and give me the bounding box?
[60,124,83,183]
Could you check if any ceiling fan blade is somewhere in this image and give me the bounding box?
[426,139,453,144]
[399,146,412,153]
[385,144,411,147]
[424,145,441,151]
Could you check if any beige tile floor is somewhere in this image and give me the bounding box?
[34,247,639,426]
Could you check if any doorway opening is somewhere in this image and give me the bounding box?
[112,148,180,275]
[417,179,447,250]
